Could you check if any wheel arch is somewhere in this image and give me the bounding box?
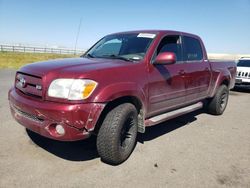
[93,95,145,134]
[209,71,231,98]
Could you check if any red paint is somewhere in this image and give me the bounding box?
[8,30,236,141]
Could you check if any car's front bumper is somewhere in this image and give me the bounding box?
[8,87,105,141]
[235,78,250,87]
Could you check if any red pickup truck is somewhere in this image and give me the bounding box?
[9,30,236,164]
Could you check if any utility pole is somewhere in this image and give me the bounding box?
[74,17,82,55]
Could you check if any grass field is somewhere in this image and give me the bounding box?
[1,51,248,69]
[0,51,78,69]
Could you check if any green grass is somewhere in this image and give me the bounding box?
[0,51,78,69]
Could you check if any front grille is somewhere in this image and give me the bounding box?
[11,104,44,123]
[15,72,43,99]
[237,71,250,78]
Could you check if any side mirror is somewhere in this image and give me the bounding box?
[154,52,176,65]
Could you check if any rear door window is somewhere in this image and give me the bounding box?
[183,36,203,61]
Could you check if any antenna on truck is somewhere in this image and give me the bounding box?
[74,17,82,55]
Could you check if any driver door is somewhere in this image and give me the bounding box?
[147,35,186,117]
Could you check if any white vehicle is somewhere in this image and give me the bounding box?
[235,57,250,88]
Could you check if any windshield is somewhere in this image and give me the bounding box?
[85,33,156,61]
[237,60,250,67]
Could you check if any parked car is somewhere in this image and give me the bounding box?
[235,57,250,88]
[8,30,236,164]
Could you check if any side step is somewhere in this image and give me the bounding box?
[145,102,203,127]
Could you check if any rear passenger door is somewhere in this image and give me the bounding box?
[182,35,211,102]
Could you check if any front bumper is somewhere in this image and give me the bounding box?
[235,78,250,87]
[8,87,105,141]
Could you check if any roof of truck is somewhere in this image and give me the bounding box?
[109,30,200,38]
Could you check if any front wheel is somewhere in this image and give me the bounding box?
[207,85,229,115]
[96,103,138,165]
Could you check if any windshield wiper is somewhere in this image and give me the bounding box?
[99,54,132,62]
[84,53,95,58]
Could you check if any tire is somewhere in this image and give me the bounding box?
[96,103,138,165]
[207,85,229,115]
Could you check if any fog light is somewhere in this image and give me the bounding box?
[55,124,65,135]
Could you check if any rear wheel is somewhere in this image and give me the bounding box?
[207,85,229,115]
[96,103,138,165]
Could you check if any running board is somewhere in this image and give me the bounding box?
[145,102,203,127]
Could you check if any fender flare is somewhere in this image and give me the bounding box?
[209,69,231,97]
[93,82,147,111]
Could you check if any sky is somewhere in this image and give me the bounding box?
[0,0,250,54]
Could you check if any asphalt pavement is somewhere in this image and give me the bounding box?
[0,69,249,188]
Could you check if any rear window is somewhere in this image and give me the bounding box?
[237,60,250,67]
[183,36,203,61]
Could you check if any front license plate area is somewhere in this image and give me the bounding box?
[235,79,242,84]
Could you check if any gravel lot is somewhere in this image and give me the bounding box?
[0,69,250,188]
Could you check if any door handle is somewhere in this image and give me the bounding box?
[178,70,185,75]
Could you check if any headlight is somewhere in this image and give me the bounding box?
[48,79,97,100]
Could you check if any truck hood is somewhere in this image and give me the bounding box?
[19,57,132,77]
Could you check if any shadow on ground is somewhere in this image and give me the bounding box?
[137,109,202,143]
[231,87,250,93]
[27,109,204,162]
[27,129,99,161]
